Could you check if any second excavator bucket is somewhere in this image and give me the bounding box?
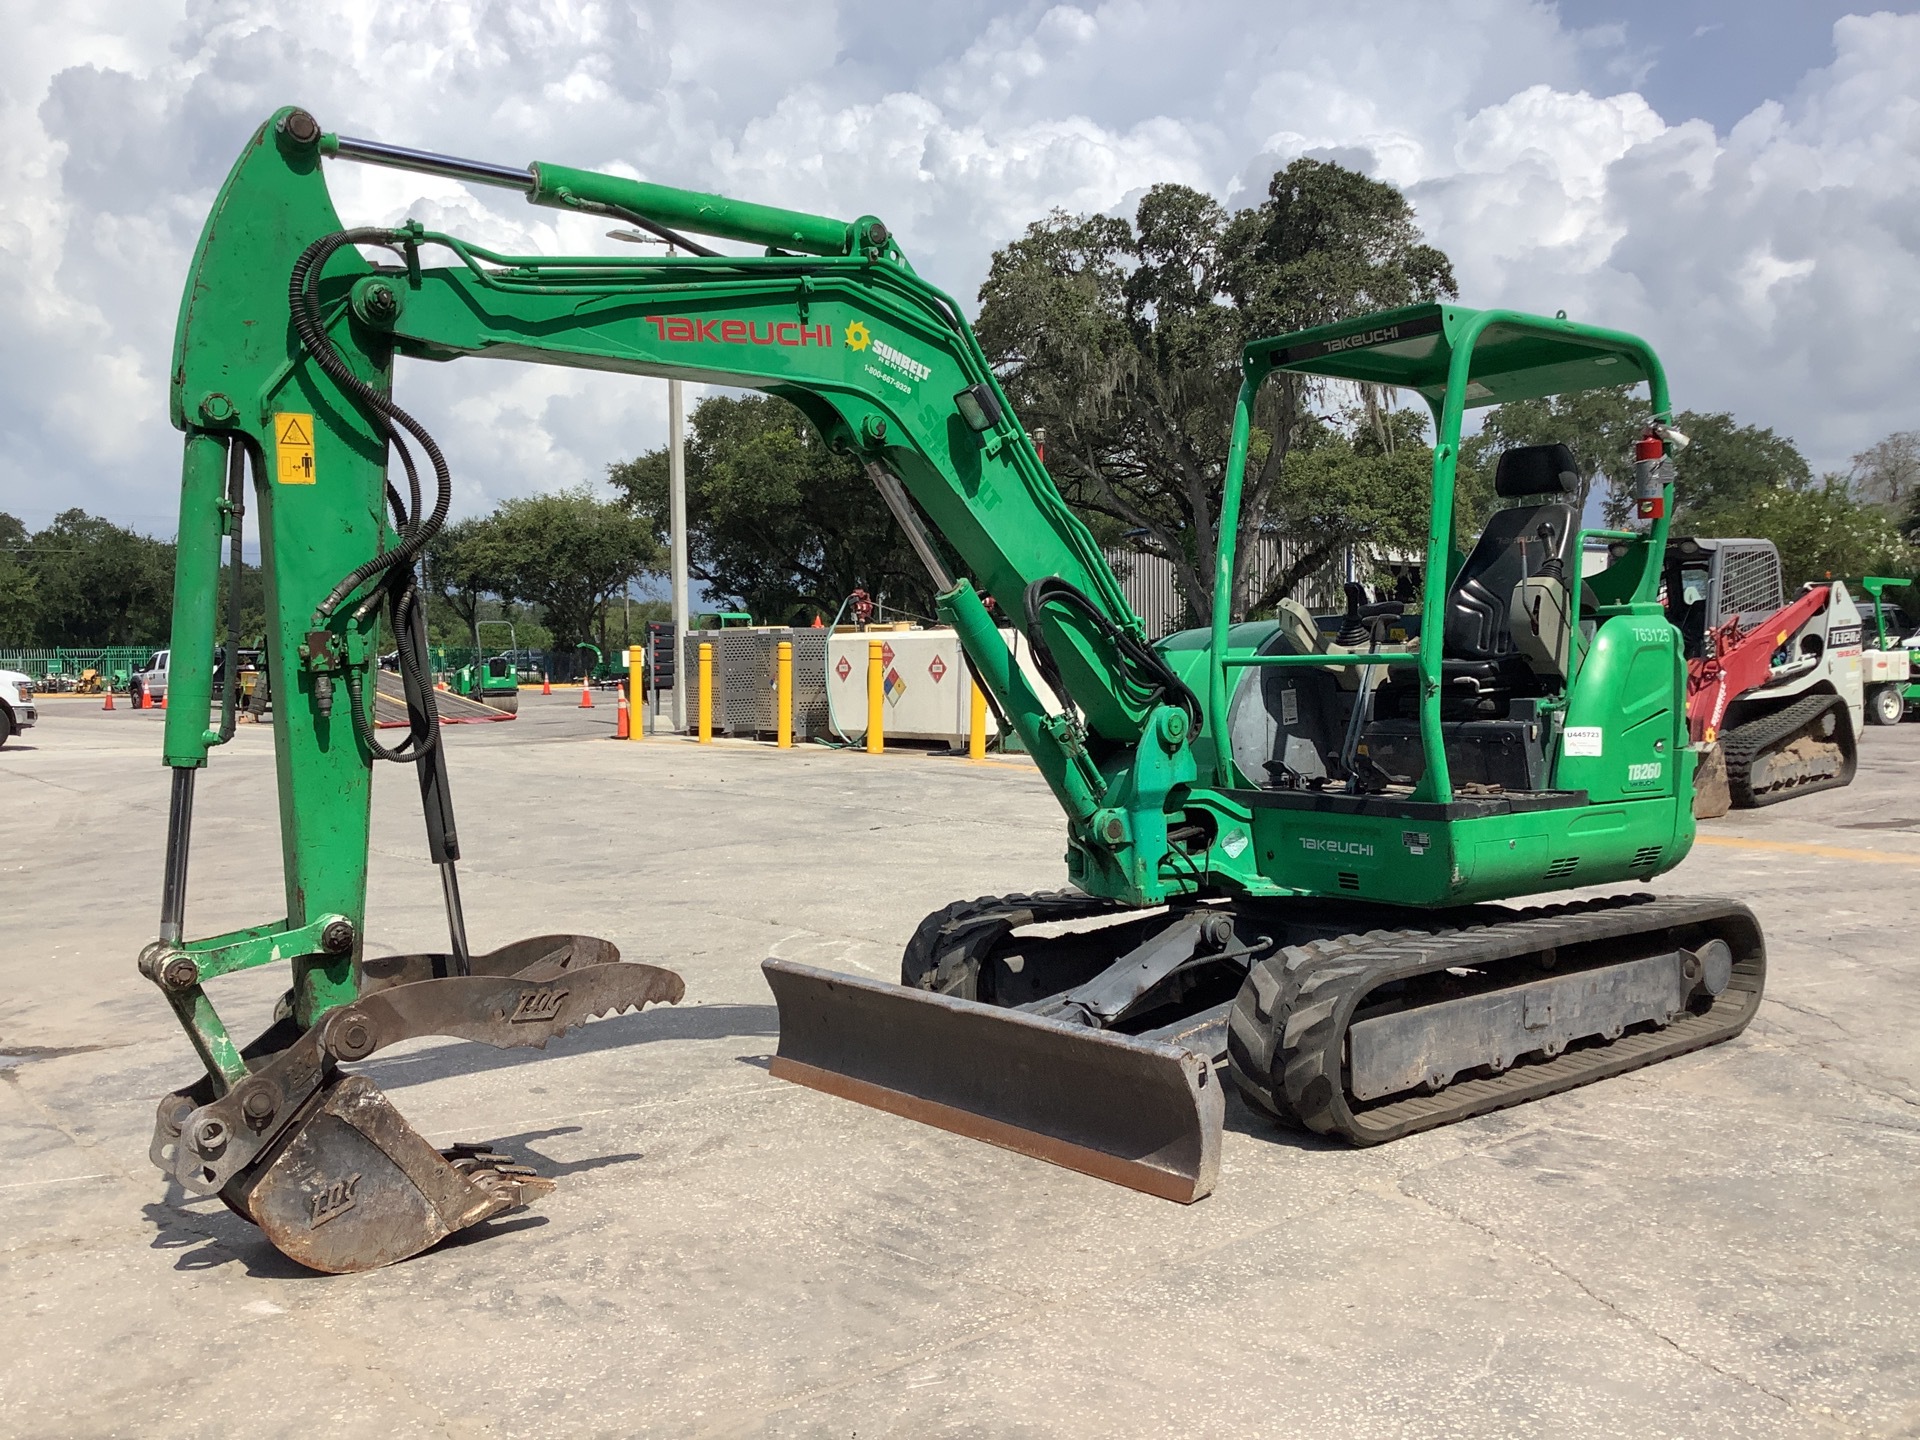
[762,959,1223,1203]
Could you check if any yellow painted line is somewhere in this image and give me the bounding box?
[1694,833,1920,867]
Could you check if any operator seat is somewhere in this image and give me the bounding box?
[1440,444,1579,715]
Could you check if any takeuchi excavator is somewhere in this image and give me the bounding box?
[149,108,1765,1272]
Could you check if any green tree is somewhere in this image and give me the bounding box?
[22,509,174,645]
[1671,412,1812,530]
[609,393,942,624]
[0,513,37,645]
[426,515,510,648]
[1701,474,1904,586]
[488,489,661,666]
[1851,430,1920,514]
[1256,405,1434,606]
[975,158,1456,621]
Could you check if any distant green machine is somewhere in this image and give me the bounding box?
[142,108,1765,1276]
[1856,576,1916,724]
[451,619,519,714]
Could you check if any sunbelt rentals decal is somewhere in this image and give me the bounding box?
[847,320,932,395]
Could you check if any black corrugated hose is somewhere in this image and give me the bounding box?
[288,227,447,764]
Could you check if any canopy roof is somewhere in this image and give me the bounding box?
[1247,303,1659,411]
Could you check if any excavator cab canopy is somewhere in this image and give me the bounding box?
[1249,302,1661,412]
[1206,304,1677,810]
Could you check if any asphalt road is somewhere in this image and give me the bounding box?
[3,693,1916,1438]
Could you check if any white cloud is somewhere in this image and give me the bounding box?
[1,1,1915,535]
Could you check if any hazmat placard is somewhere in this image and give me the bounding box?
[275,412,316,485]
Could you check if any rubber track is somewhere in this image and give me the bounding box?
[1228,894,1765,1145]
[901,890,1120,997]
[1723,691,1855,808]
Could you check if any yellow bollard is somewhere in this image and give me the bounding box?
[698,641,713,743]
[776,640,793,749]
[969,678,988,761]
[866,639,884,755]
[627,645,645,741]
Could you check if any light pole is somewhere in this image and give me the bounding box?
[668,371,687,730]
[609,228,689,730]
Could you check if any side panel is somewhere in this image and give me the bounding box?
[1557,614,1685,804]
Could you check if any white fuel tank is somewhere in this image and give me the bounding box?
[824,627,1057,745]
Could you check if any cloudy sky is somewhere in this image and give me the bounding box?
[5,0,1917,535]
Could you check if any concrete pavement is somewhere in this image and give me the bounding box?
[2,694,1916,1438]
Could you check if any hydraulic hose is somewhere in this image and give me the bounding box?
[1021,576,1202,734]
[287,227,455,766]
[288,227,452,622]
[345,573,442,766]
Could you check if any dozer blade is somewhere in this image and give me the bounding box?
[763,958,1223,1203]
[1692,741,1731,819]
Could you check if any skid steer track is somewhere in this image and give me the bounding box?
[1723,692,1856,808]
[1228,894,1765,1144]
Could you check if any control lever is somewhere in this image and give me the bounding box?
[1335,583,1405,791]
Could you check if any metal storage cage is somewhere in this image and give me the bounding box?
[752,628,828,739]
[682,627,830,739]
[682,630,728,733]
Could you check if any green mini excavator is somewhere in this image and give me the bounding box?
[148,109,1763,1272]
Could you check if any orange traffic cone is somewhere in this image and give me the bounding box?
[578,679,594,709]
[102,688,115,711]
[541,672,552,696]
[160,690,167,710]
[141,687,153,710]
[615,683,630,738]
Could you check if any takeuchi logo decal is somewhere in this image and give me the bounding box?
[646,316,833,347]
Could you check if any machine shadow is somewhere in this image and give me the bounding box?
[145,1192,325,1280]
[1219,1080,1347,1150]
[477,1124,648,1178]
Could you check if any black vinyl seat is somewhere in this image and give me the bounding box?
[1439,444,1579,715]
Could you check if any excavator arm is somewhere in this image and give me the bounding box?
[146,107,1247,1267]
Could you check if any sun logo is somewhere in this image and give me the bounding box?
[845,320,871,351]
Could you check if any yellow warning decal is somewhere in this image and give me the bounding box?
[275,412,316,485]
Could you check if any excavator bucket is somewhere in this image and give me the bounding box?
[152,939,683,1273]
[763,959,1223,1203]
[231,1077,557,1274]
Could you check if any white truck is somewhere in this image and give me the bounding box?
[129,648,170,709]
[0,669,38,747]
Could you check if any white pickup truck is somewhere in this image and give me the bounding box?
[130,648,170,709]
[0,669,38,747]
